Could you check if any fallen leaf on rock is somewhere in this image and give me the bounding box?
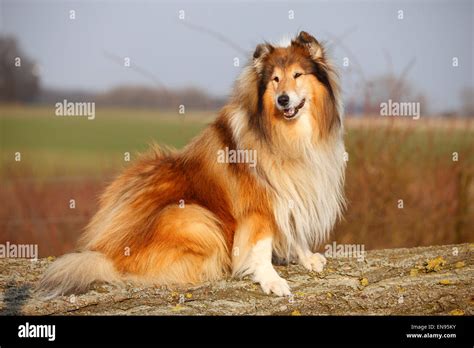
[455,261,465,268]
[439,279,454,285]
[424,256,445,272]
[172,304,186,312]
[449,309,464,316]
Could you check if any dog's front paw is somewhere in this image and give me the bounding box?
[259,275,291,297]
[299,252,327,273]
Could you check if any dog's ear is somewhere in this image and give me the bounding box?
[253,43,274,74]
[293,31,324,60]
[253,43,274,60]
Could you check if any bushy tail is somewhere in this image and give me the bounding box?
[37,251,121,298]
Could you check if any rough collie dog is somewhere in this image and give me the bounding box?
[39,31,345,297]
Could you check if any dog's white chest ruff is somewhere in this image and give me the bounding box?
[268,138,346,258]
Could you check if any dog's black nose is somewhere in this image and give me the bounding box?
[277,94,290,107]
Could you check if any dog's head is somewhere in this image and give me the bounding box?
[235,32,341,147]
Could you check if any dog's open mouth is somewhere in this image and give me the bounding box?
[283,99,306,120]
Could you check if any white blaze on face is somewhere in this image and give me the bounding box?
[275,91,307,120]
[275,91,298,110]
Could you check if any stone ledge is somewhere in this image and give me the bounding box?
[0,243,472,315]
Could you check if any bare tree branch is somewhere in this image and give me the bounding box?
[103,50,169,92]
[391,57,416,101]
[182,21,247,55]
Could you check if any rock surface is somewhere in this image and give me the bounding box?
[0,243,472,315]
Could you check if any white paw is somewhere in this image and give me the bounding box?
[259,276,291,297]
[300,252,327,273]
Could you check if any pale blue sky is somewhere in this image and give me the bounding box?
[1,0,473,112]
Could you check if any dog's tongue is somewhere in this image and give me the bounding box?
[284,107,296,117]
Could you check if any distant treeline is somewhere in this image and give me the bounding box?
[2,36,226,110]
[2,35,473,116]
[0,37,40,102]
[39,86,227,110]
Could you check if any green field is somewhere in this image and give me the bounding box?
[1,105,472,177]
[0,105,212,176]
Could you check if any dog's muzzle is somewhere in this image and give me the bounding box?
[283,98,306,120]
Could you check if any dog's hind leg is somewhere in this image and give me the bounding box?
[111,204,231,286]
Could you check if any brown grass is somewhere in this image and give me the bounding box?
[332,117,473,249]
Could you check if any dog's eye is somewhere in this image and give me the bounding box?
[294,72,302,79]
[273,76,279,83]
